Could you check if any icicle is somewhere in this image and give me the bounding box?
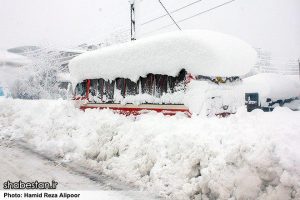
[113,81,117,102]
[138,80,142,94]
[167,77,171,94]
[153,75,156,97]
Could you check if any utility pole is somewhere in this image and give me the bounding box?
[130,1,136,41]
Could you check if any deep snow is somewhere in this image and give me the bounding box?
[69,30,257,84]
[0,99,299,199]
[0,140,109,190]
[0,140,157,200]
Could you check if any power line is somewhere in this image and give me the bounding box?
[158,0,181,30]
[94,0,235,42]
[141,0,203,26]
[70,0,236,46]
[145,0,237,34]
[178,0,236,23]
[39,0,235,50]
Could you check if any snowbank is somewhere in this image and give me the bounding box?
[243,73,300,100]
[69,30,257,84]
[1,99,299,199]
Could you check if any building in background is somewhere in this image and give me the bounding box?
[253,48,299,76]
[0,50,31,67]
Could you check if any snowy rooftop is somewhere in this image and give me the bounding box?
[69,30,257,83]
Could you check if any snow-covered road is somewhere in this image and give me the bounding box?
[0,140,102,190]
[1,99,300,199]
[0,140,158,200]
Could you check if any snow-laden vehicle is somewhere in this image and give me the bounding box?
[69,30,257,116]
[244,73,300,111]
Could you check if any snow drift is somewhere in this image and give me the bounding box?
[1,99,299,200]
[69,30,257,84]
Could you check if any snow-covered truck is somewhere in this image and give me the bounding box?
[244,73,300,111]
[68,30,257,116]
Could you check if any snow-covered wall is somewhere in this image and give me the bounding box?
[69,30,257,84]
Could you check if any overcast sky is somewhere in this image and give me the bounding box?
[0,0,299,62]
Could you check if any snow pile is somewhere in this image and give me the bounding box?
[69,30,257,84]
[243,73,300,100]
[1,99,300,200]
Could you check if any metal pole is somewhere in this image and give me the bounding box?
[130,3,136,41]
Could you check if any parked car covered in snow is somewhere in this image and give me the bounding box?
[68,30,257,116]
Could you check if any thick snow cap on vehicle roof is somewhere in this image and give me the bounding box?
[69,30,257,84]
[243,73,300,100]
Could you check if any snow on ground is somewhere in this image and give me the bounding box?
[0,99,300,199]
[0,140,157,200]
[0,140,106,190]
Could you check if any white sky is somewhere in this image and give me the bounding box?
[0,0,299,62]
